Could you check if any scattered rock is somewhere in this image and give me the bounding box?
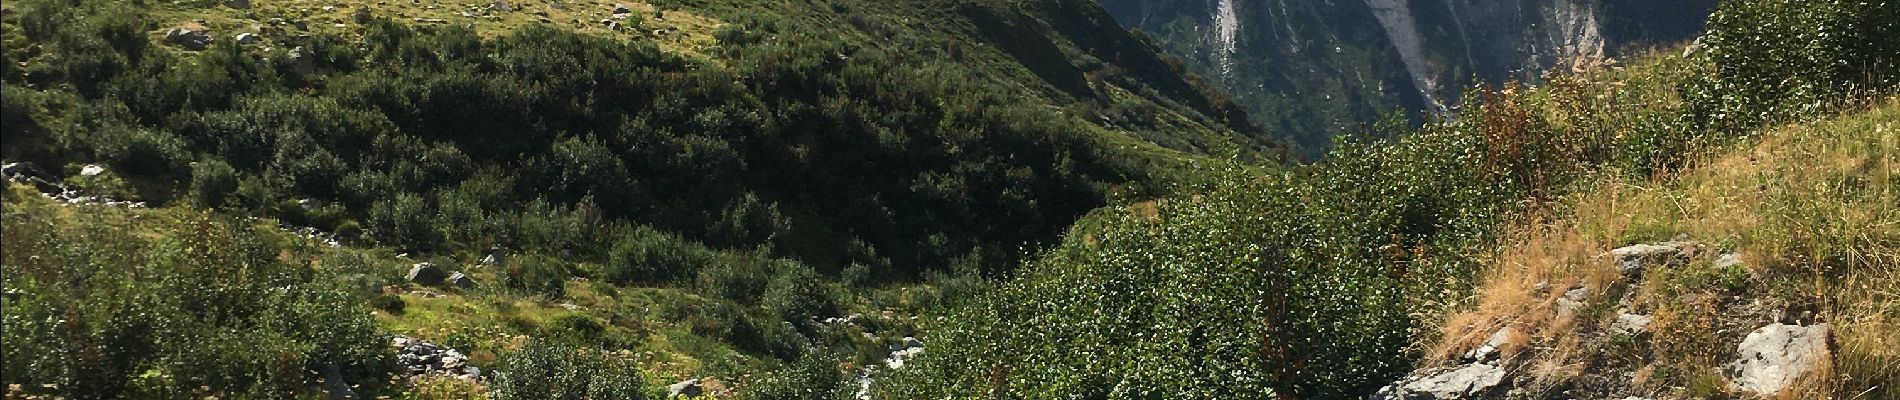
[903,336,925,349]
[612,4,633,14]
[3,162,54,182]
[558,303,584,311]
[1728,323,1831,396]
[235,32,260,45]
[407,262,447,285]
[668,378,702,398]
[601,19,620,31]
[223,0,250,9]
[1564,286,1591,302]
[1611,313,1653,335]
[164,28,214,50]
[448,272,477,289]
[78,164,105,177]
[1715,252,1744,269]
[486,0,512,13]
[481,252,504,266]
[393,336,481,381]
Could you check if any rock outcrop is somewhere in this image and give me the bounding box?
[1728,323,1832,396]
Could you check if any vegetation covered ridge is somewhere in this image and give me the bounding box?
[882,0,1896,398]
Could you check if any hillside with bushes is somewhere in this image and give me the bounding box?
[3,0,1897,399]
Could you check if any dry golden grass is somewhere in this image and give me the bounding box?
[1424,97,1899,398]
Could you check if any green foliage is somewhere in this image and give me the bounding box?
[504,254,569,299]
[763,261,841,325]
[741,352,853,400]
[1689,0,1900,131]
[370,294,407,314]
[0,201,389,398]
[189,159,241,208]
[490,340,651,400]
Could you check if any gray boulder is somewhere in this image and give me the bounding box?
[407,262,447,285]
[448,272,477,289]
[1729,323,1831,396]
[668,378,702,398]
[164,28,213,50]
[1608,242,1692,279]
[1401,363,1506,399]
[235,32,259,45]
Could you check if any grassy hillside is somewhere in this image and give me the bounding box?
[1424,96,1898,400]
[883,0,1896,398]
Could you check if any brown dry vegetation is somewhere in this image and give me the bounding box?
[1426,97,1899,399]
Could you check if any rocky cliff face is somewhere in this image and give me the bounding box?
[1096,0,1714,156]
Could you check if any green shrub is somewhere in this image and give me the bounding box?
[189,159,241,208]
[490,340,650,400]
[370,294,407,314]
[741,352,852,400]
[503,254,569,299]
[763,260,840,325]
[0,205,389,398]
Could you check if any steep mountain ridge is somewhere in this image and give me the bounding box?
[1096,0,1715,156]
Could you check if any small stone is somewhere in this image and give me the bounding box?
[1715,252,1744,269]
[1462,327,1518,362]
[1612,313,1653,335]
[78,164,105,177]
[668,378,703,398]
[235,32,260,45]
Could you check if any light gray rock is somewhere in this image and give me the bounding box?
[1729,323,1831,396]
[1401,363,1506,399]
[1609,242,1691,278]
[407,262,446,285]
[903,336,925,349]
[1612,313,1653,335]
[235,32,259,45]
[668,378,703,398]
[78,164,105,177]
[1463,327,1517,362]
[1715,252,1744,269]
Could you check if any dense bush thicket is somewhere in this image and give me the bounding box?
[0,192,388,398]
[880,0,1898,398]
[0,0,1230,288]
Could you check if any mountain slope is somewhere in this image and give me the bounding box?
[1096,0,1716,156]
[0,0,1270,282]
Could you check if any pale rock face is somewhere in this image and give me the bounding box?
[1729,323,1831,396]
[1402,363,1506,399]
